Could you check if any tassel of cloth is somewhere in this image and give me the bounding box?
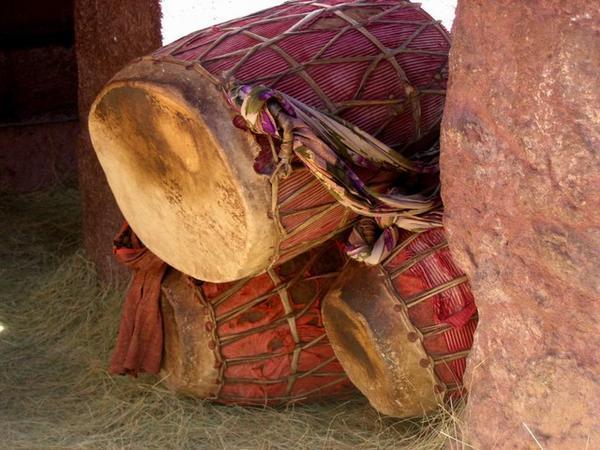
[110,223,168,376]
[228,85,443,231]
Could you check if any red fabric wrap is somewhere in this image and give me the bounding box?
[155,0,450,151]
[197,241,355,404]
[384,228,478,390]
[110,224,168,376]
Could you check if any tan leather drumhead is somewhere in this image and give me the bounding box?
[322,262,443,417]
[89,60,278,281]
[160,269,219,397]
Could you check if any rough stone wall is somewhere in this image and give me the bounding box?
[74,0,161,281]
[441,1,599,448]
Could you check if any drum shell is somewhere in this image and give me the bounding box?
[322,228,478,417]
[156,0,450,150]
[160,239,356,405]
[90,60,358,282]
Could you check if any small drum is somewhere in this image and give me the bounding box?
[88,0,450,282]
[159,239,356,405]
[322,228,477,417]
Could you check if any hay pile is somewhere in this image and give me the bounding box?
[0,189,467,449]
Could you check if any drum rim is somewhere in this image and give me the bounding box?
[89,59,281,282]
[322,262,444,418]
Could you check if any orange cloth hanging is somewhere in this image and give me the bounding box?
[110,224,167,376]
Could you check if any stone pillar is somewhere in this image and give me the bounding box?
[74,0,161,281]
[441,1,599,448]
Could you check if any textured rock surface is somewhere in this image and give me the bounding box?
[441,1,599,448]
[74,0,161,281]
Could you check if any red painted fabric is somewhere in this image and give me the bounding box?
[110,224,168,376]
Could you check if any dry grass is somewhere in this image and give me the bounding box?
[0,188,467,449]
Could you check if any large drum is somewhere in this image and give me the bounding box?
[159,239,356,405]
[89,0,450,282]
[322,227,477,417]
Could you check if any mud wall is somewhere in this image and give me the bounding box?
[74,0,161,281]
[0,0,78,192]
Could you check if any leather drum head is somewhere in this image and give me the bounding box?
[160,269,219,398]
[89,60,278,282]
[322,261,443,418]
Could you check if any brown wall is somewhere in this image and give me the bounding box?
[0,0,78,192]
[0,120,78,192]
[441,1,599,448]
[74,0,161,281]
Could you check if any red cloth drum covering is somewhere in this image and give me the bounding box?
[156,0,450,151]
[160,239,356,404]
[384,228,477,389]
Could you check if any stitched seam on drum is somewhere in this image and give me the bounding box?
[404,275,469,309]
[380,265,447,397]
[381,232,420,266]
[388,240,449,278]
[284,202,343,236]
[191,281,224,400]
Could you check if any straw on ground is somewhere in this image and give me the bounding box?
[0,188,468,449]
